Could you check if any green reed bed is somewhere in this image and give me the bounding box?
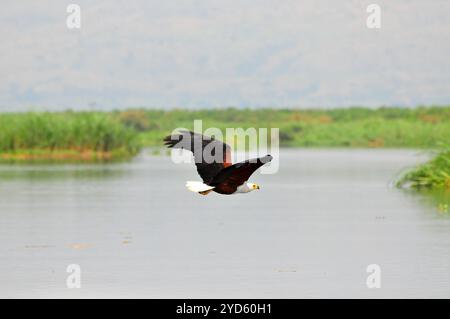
[0,112,139,162]
[1,106,449,163]
[118,106,450,148]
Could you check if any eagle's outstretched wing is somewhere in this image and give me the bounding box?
[209,155,273,188]
[163,130,232,184]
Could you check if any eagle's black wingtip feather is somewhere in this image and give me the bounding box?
[163,133,184,147]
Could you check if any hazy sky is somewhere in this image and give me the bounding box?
[1,0,449,111]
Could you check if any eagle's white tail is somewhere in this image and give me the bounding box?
[186,181,215,193]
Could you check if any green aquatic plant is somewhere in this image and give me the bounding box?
[438,203,449,214]
[397,147,450,189]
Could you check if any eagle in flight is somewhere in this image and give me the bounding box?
[164,130,273,195]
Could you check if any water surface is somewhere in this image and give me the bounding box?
[0,149,449,298]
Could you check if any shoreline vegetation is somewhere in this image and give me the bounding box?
[397,148,450,190]
[0,107,449,167]
[123,106,450,148]
[0,112,139,163]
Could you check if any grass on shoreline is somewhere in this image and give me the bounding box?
[116,106,450,148]
[0,112,139,163]
[397,148,450,190]
[0,106,449,163]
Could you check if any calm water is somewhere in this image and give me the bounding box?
[0,149,449,298]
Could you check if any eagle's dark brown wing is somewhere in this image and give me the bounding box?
[209,155,273,188]
[163,130,232,184]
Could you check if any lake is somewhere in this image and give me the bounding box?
[0,149,449,298]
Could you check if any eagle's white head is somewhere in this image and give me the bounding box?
[236,182,260,193]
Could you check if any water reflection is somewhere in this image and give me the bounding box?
[402,188,450,216]
[0,164,126,181]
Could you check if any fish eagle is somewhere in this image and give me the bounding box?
[163,130,273,195]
